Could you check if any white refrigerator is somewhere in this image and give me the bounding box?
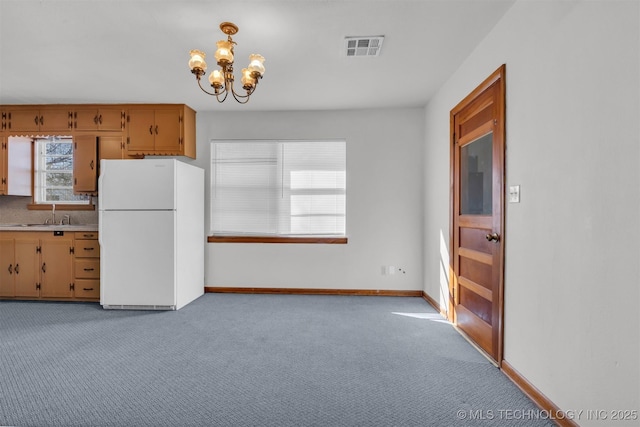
[98,159,204,310]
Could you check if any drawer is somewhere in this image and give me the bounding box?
[75,259,100,279]
[75,231,98,240]
[75,279,100,299]
[75,239,100,258]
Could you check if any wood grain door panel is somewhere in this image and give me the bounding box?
[450,65,505,364]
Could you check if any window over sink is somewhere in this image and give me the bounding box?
[33,136,90,205]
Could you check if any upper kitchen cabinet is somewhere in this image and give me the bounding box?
[2,107,72,133]
[0,137,6,194]
[73,135,98,194]
[0,136,31,196]
[126,104,195,158]
[71,107,126,132]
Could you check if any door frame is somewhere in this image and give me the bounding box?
[449,64,506,365]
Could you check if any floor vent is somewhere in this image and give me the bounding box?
[344,36,384,57]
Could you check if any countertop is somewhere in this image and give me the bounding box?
[0,224,99,232]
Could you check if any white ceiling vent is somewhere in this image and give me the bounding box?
[344,36,385,57]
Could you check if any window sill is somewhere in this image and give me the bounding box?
[208,235,348,244]
[28,203,95,211]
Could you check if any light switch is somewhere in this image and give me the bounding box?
[509,185,520,203]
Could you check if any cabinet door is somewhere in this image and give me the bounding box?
[0,137,6,195]
[72,108,100,131]
[74,108,125,131]
[97,108,125,131]
[8,109,41,132]
[7,136,31,196]
[153,109,182,154]
[40,109,72,132]
[98,135,125,160]
[73,135,98,193]
[0,238,15,296]
[40,237,74,298]
[14,237,40,298]
[127,109,155,154]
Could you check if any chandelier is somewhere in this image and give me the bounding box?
[188,22,265,104]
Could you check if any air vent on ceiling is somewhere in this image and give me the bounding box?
[344,36,385,57]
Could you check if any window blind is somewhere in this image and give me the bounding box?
[211,140,346,236]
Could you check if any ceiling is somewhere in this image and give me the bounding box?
[0,0,515,113]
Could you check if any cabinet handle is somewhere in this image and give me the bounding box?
[42,263,46,273]
[15,263,19,274]
[94,115,99,124]
[34,116,39,125]
[155,125,159,135]
[83,288,94,291]
[39,116,44,125]
[149,125,153,135]
[83,268,95,272]
[98,115,103,124]
[7,264,12,274]
[90,160,94,170]
[83,247,94,251]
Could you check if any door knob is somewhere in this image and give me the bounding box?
[485,232,500,242]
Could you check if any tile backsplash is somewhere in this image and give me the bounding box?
[0,196,99,225]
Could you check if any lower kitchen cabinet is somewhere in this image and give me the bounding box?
[40,236,75,298]
[74,231,100,299]
[0,235,40,298]
[0,230,100,302]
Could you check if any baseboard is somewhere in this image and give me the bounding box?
[205,287,422,297]
[501,361,578,427]
[421,291,451,319]
[421,291,440,311]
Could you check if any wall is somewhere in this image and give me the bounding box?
[422,0,639,425]
[0,195,98,225]
[193,108,424,291]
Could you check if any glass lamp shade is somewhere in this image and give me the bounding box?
[188,50,207,73]
[214,40,234,64]
[209,70,225,88]
[241,68,256,89]
[247,54,265,76]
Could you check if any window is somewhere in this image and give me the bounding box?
[33,136,90,204]
[211,140,346,238]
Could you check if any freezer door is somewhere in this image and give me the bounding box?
[100,210,176,308]
[99,159,176,210]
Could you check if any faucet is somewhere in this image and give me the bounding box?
[45,204,56,224]
[61,215,71,225]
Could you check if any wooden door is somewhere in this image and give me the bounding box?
[0,136,7,195]
[153,109,182,154]
[40,109,72,132]
[0,237,15,296]
[72,108,100,131]
[8,109,41,132]
[127,109,155,154]
[450,65,505,363]
[73,135,98,194]
[40,237,74,298]
[73,108,124,131]
[96,108,125,131]
[99,135,141,160]
[14,237,40,298]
